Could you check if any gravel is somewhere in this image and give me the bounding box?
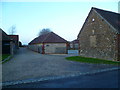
[2,48,119,82]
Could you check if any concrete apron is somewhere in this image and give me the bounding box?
[2,67,120,87]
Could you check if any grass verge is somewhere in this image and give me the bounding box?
[2,56,13,64]
[2,54,10,61]
[0,54,12,64]
[66,56,120,65]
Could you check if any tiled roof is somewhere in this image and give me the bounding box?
[0,28,10,41]
[8,35,19,41]
[93,7,120,33]
[71,39,79,43]
[29,32,68,44]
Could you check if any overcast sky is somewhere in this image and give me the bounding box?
[0,0,119,45]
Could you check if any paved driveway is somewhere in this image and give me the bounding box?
[2,48,119,82]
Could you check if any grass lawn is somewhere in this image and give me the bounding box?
[2,54,10,61]
[66,56,120,65]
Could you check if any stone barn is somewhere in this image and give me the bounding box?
[78,7,120,61]
[28,32,68,54]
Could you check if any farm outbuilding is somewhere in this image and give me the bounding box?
[0,28,19,55]
[78,7,120,61]
[70,39,79,50]
[8,35,19,50]
[28,32,68,54]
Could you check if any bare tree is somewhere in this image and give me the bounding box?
[9,25,16,35]
[38,28,51,36]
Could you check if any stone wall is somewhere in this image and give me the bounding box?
[78,10,118,61]
[117,34,120,61]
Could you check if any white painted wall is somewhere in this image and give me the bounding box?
[44,43,67,54]
[29,43,67,54]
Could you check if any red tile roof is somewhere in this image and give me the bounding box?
[71,39,79,43]
[29,32,68,44]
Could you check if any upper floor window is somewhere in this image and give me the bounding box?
[46,45,49,47]
[92,18,95,22]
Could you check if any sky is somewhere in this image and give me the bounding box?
[0,0,119,45]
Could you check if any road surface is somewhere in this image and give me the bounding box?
[3,70,120,88]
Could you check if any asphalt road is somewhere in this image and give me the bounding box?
[3,70,120,88]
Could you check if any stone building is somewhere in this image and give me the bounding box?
[28,32,68,54]
[78,7,120,61]
[70,39,79,50]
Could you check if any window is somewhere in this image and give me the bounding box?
[92,18,95,22]
[92,30,95,34]
[90,35,96,47]
[46,45,49,47]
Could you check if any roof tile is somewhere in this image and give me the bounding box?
[93,7,120,33]
[29,32,68,44]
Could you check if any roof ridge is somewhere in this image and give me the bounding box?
[51,32,68,41]
[29,32,68,44]
[92,7,120,33]
[92,7,120,15]
[41,32,52,43]
[39,32,51,36]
